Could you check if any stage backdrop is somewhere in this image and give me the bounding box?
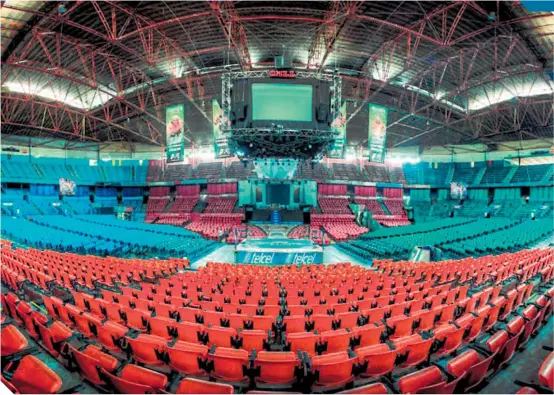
[165,104,185,162]
[238,180,317,209]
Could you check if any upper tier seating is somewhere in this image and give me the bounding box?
[297,162,331,180]
[332,164,364,181]
[193,162,223,180]
[163,164,193,181]
[147,160,164,182]
[389,167,407,184]
[480,166,512,184]
[2,242,552,394]
[226,161,255,179]
[364,165,390,182]
[452,167,481,184]
[511,164,553,183]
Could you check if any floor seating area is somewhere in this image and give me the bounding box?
[288,225,331,245]
[311,215,368,242]
[1,241,552,394]
[185,213,244,241]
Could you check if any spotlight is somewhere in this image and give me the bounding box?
[58,3,67,13]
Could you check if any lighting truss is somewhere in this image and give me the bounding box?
[229,128,338,159]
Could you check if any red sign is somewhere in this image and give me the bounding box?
[269,70,296,78]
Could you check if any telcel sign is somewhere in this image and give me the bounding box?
[237,251,322,265]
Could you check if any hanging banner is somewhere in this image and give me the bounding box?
[368,104,388,163]
[212,99,232,158]
[165,104,185,162]
[328,101,347,158]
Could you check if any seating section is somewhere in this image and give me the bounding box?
[288,225,331,245]
[480,166,512,184]
[204,196,237,213]
[319,197,351,215]
[226,161,256,180]
[1,241,552,394]
[511,164,553,184]
[311,215,367,241]
[332,164,364,181]
[363,165,390,182]
[452,167,481,184]
[185,213,244,241]
[193,162,223,180]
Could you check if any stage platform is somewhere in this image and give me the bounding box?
[236,235,323,265]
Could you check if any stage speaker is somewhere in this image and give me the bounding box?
[316,104,329,123]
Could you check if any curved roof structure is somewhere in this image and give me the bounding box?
[1,1,552,150]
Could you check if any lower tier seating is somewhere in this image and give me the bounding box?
[1,243,552,394]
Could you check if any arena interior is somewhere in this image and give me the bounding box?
[1,1,554,394]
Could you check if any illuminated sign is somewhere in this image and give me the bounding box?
[269,70,296,78]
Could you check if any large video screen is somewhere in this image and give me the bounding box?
[252,83,313,122]
[267,183,290,205]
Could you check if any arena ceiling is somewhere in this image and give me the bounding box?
[1,1,553,152]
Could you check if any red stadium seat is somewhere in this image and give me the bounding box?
[36,320,73,357]
[352,324,385,348]
[237,329,269,352]
[338,382,389,394]
[124,334,167,366]
[176,378,234,394]
[97,320,128,351]
[320,329,352,353]
[208,347,250,384]
[310,351,356,391]
[254,351,301,386]
[102,364,168,393]
[283,315,307,333]
[433,324,465,357]
[539,352,554,390]
[1,325,28,356]
[68,344,118,385]
[398,365,464,394]
[5,355,62,394]
[176,321,205,343]
[393,334,434,368]
[286,332,319,356]
[167,341,208,376]
[207,325,237,348]
[356,343,397,377]
[447,349,495,392]
[149,316,176,340]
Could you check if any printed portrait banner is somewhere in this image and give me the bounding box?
[212,99,232,158]
[165,104,185,163]
[328,101,347,158]
[368,104,388,163]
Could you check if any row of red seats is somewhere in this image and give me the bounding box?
[383,198,405,215]
[226,225,266,243]
[207,183,237,195]
[168,196,198,213]
[382,188,403,199]
[204,196,237,213]
[375,248,554,286]
[318,184,347,196]
[146,196,170,212]
[288,225,331,245]
[5,278,552,394]
[2,244,553,394]
[1,294,234,394]
[353,186,376,197]
[318,196,352,214]
[1,244,187,290]
[149,186,170,197]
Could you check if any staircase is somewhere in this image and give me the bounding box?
[32,164,44,178]
[67,165,78,179]
[378,199,391,215]
[445,165,455,184]
[163,196,175,212]
[473,167,487,185]
[503,166,518,184]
